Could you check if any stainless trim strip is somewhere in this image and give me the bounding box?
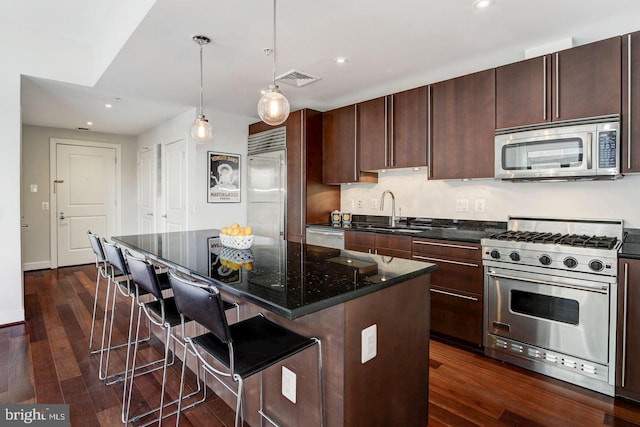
[487,271,608,294]
[430,288,479,302]
[384,96,389,167]
[622,262,629,387]
[413,240,479,251]
[629,34,633,170]
[543,56,547,120]
[413,254,479,268]
[354,104,358,182]
[306,229,344,238]
[586,132,592,170]
[427,85,432,177]
[555,52,560,119]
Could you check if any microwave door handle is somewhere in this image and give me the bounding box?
[586,132,593,170]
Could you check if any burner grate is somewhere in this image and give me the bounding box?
[489,231,618,249]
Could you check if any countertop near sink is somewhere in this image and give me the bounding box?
[308,216,507,244]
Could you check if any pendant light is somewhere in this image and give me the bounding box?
[190,35,213,142]
[257,0,290,126]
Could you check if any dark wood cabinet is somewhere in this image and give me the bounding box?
[431,69,496,180]
[390,86,428,169]
[358,88,428,171]
[496,36,621,129]
[622,31,640,173]
[345,231,412,259]
[249,110,340,243]
[322,105,378,184]
[412,238,483,347]
[616,258,640,402]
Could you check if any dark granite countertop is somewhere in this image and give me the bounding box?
[113,229,436,320]
[308,216,507,244]
[620,229,640,259]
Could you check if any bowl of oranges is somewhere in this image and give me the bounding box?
[219,223,254,249]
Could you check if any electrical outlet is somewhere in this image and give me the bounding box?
[349,199,355,209]
[474,199,485,212]
[42,202,49,211]
[361,324,377,364]
[281,366,297,403]
[455,199,469,212]
[357,200,363,208]
[371,199,378,209]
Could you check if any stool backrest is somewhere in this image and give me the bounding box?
[126,253,164,301]
[87,230,106,262]
[103,240,129,276]
[168,271,231,344]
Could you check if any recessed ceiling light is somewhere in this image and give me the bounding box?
[105,103,112,108]
[86,121,93,126]
[334,57,349,64]
[473,0,493,9]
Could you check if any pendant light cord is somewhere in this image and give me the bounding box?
[199,42,204,117]
[271,0,277,87]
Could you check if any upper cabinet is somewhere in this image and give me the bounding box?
[431,69,496,180]
[358,87,428,172]
[623,31,640,173]
[496,36,622,129]
[323,104,358,184]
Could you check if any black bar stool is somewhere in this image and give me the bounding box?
[168,270,324,427]
[87,230,110,355]
[123,252,206,426]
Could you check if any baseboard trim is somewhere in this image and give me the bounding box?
[22,261,51,271]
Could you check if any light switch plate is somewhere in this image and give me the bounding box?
[282,366,297,404]
[361,324,377,364]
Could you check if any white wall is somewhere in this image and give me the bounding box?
[21,125,139,270]
[341,169,640,228]
[137,107,254,231]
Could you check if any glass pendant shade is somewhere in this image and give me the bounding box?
[190,115,213,141]
[257,85,290,126]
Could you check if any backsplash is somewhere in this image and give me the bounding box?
[340,168,640,228]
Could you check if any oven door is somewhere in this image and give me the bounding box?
[485,266,611,364]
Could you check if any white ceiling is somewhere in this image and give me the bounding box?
[18,0,640,136]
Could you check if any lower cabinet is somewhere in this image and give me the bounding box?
[344,231,412,259]
[617,258,640,402]
[412,238,483,347]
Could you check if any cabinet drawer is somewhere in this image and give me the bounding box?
[430,286,483,346]
[412,238,481,261]
[345,231,375,248]
[375,234,412,252]
[413,254,483,294]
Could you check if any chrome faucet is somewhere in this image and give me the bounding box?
[380,190,396,227]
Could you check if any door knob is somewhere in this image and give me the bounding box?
[59,212,66,220]
[146,212,154,216]
[161,214,168,218]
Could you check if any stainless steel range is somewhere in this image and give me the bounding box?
[482,216,623,396]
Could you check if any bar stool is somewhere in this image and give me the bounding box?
[100,241,166,387]
[123,252,206,426]
[168,270,324,427]
[87,230,110,354]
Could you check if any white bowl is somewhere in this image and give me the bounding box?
[219,233,254,250]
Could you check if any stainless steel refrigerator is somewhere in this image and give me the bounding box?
[247,128,287,239]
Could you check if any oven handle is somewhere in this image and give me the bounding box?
[486,271,608,294]
[430,288,479,302]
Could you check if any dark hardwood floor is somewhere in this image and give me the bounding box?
[2,264,640,426]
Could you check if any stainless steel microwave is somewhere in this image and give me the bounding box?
[495,117,621,181]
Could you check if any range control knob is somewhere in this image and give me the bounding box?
[490,250,501,259]
[564,257,578,268]
[589,260,604,272]
[509,252,521,262]
[539,255,552,266]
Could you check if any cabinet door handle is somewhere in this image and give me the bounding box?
[430,288,479,302]
[427,85,432,177]
[384,96,389,167]
[629,34,633,170]
[413,254,479,268]
[390,94,395,167]
[622,263,629,388]
[413,240,479,251]
[354,104,358,182]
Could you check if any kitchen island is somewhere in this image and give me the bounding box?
[114,229,435,427]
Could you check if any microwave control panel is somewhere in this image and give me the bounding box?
[598,130,617,169]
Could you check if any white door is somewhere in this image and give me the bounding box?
[138,148,155,234]
[163,139,187,232]
[56,144,116,266]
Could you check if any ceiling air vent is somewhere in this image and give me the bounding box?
[275,69,320,87]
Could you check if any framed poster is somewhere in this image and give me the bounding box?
[208,152,240,203]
